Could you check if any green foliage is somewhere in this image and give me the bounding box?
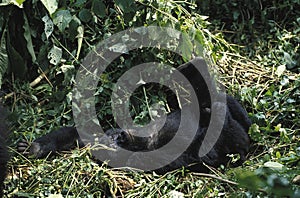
[40,0,58,15]
[53,10,73,32]
[7,149,115,197]
[235,167,299,197]
[0,28,8,87]
[197,0,300,72]
[0,0,299,197]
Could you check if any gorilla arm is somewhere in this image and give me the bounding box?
[18,127,84,158]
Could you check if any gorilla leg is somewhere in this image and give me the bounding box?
[202,100,251,167]
[176,57,251,167]
[226,94,252,131]
[18,127,84,158]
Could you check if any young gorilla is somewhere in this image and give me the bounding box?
[18,57,251,174]
[0,106,10,197]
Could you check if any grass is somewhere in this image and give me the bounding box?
[3,50,299,197]
[1,0,300,197]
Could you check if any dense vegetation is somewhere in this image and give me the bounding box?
[0,0,299,197]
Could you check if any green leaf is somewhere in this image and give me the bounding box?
[23,12,36,62]
[48,45,62,65]
[0,28,8,88]
[42,15,54,39]
[15,0,26,5]
[283,52,296,69]
[74,0,87,8]
[275,65,286,77]
[264,161,284,171]
[58,64,75,74]
[180,32,193,61]
[194,30,205,57]
[233,11,240,20]
[115,0,135,13]
[108,43,128,53]
[36,44,50,70]
[68,16,81,41]
[40,0,58,15]
[53,10,72,32]
[92,0,106,18]
[78,8,92,23]
[0,0,26,8]
[166,28,180,39]
[48,193,63,198]
[236,170,265,190]
[7,30,26,78]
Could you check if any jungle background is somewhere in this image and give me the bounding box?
[0,0,299,197]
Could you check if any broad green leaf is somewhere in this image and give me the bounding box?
[15,0,25,5]
[166,28,180,39]
[42,15,54,39]
[0,28,8,87]
[275,65,286,77]
[148,27,160,41]
[92,0,106,18]
[167,190,184,198]
[74,0,87,8]
[0,0,26,8]
[68,16,81,41]
[78,9,92,23]
[58,64,75,74]
[180,32,193,61]
[115,0,135,13]
[283,52,296,69]
[48,194,63,198]
[23,12,36,62]
[6,29,26,78]
[194,30,205,56]
[53,10,72,32]
[36,44,50,71]
[40,0,58,15]
[7,42,26,78]
[264,161,284,170]
[236,170,264,190]
[109,43,128,53]
[48,45,62,65]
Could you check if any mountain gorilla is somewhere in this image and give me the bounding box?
[0,105,10,197]
[18,57,251,174]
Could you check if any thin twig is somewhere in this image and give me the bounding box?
[192,172,238,185]
[1,69,50,102]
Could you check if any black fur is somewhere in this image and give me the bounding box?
[18,127,84,158]
[18,57,251,174]
[105,97,251,174]
[0,105,10,197]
